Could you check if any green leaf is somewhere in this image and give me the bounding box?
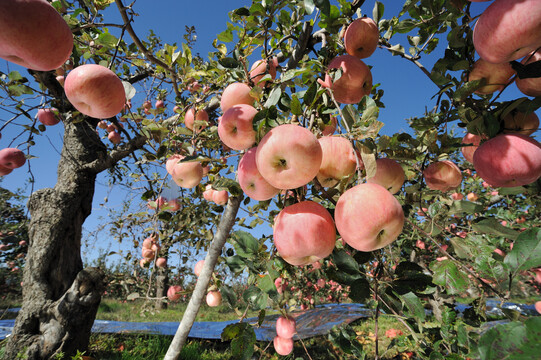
[430,259,469,295]
[242,285,268,310]
[472,218,520,241]
[449,200,484,215]
[290,94,302,115]
[230,324,256,360]
[303,81,317,105]
[220,285,238,308]
[225,255,245,273]
[219,57,239,68]
[264,86,282,108]
[217,28,233,43]
[232,231,259,259]
[332,249,360,274]
[234,7,250,16]
[372,2,384,24]
[348,278,370,302]
[478,317,541,360]
[314,0,330,17]
[304,0,315,14]
[341,104,360,129]
[504,228,541,272]
[213,177,243,196]
[257,273,278,298]
[400,292,425,322]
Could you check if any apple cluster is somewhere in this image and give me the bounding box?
[273,315,296,356]
[191,259,223,307]
[139,236,166,269]
[147,196,181,212]
[202,185,229,206]
[459,0,541,188]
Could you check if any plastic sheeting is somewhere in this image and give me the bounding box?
[1,301,538,341]
[0,303,371,341]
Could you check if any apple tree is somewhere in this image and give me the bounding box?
[0,0,540,360]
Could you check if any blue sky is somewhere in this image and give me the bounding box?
[1,0,537,267]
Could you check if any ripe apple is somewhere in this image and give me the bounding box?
[220,82,255,112]
[502,110,539,136]
[218,104,258,151]
[155,100,164,109]
[237,147,280,201]
[166,154,204,189]
[0,165,12,176]
[108,131,121,144]
[143,101,152,110]
[142,248,155,259]
[451,192,464,200]
[155,257,167,268]
[194,260,205,277]
[139,258,150,268]
[467,192,479,201]
[423,160,462,192]
[316,136,358,187]
[318,55,373,104]
[366,158,405,194]
[273,336,293,356]
[206,291,222,307]
[473,133,541,187]
[343,17,379,59]
[249,59,277,87]
[64,64,126,119]
[273,201,336,266]
[167,198,181,212]
[535,301,541,315]
[167,285,183,301]
[97,120,108,129]
[473,0,541,64]
[256,124,322,190]
[142,236,155,249]
[334,183,405,252]
[274,277,287,294]
[321,116,337,136]
[516,51,541,97]
[203,185,215,202]
[461,133,484,163]
[37,108,61,126]
[0,148,26,169]
[467,58,515,94]
[0,0,73,71]
[212,190,229,206]
[184,108,208,132]
[276,316,296,339]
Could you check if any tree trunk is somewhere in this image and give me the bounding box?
[4,119,110,360]
[155,267,168,310]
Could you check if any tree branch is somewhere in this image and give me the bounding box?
[164,194,243,360]
[83,134,147,173]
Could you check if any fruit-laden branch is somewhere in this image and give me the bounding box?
[164,194,243,360]
[114,0,182,99]
[83,134,148,173]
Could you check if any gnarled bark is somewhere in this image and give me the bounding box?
[3,115,145,359]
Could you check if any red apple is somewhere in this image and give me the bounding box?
[451,192,464,200]
[0,0,73,71]
[143,100,152,110]
[155,100,164,109]
[423,160,462,192]
[318,55,373,104]
[473,133,541,187]
[108,131,121,144]
[37,108,61,126]
[467,58,515,94]
[212,190,228,206]
[273,201,336,266]
[344,17,379,59]
[461,133,484,163]
[273,336,293,356]
[167,198,181,211]
[366,158,405,194]
[467,192,479,201]
[502,111,539,136]
[97,120,108,129]
[139,258,150,268]
[0,165,12,176]
[142,248,155,260]
[202,185,215,202]
[473,0,541,64]
[194,260,205,277]
[206,291,222,307]
[184,108,208,132]
[155,257,167,268]
[274,277,287,294]
[0,148,26,169]
[167,285,183,301]
[535,301,541,315]
[65,64,126,119]
[516,51,541,97]
[237,147,280,201]
[256,124,322,190]
[321,116,338,136]
[335,183,405,252]
[166,154,204,189]
[218,104,258,151]
[276,316,296,339]
[249,59,277,87]
[220,82,255,112]
[316,136,358,187]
